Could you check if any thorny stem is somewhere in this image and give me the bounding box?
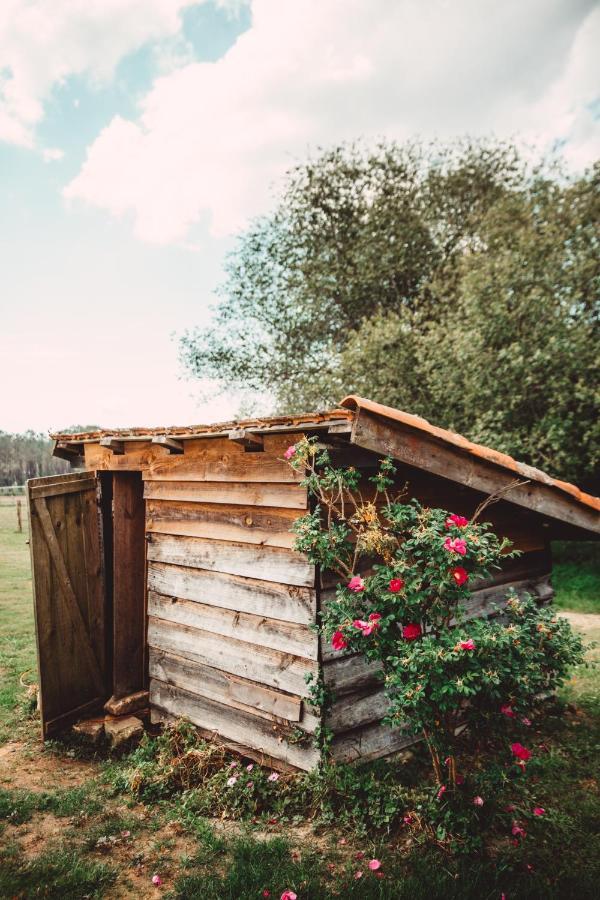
[423,727,443,784]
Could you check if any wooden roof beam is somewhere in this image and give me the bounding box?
[99,437,125,455]
[53,441,82,461]
[228,429,264,451]
[152,436,184,454]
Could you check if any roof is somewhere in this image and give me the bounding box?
[340,396,600,515]
[52,395,599,529]
[50,408,353,443]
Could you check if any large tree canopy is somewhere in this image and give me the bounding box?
[180,141,599,489]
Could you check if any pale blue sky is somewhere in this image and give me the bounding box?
[1,0,598,433]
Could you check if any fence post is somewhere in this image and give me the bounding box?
[16,498,23,533]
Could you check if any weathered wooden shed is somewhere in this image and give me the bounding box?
[27,396,600,770]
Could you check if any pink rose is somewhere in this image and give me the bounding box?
[511,822,527,839]
[501,704,516,718]
[451,566,469,586]
[331,630,348,651]
[152,874,162,886]
[368,859,381,871]
[284,445,296,460]
[521,717,532,726]
[444,537,467,555]
[352,613,381,636]
[403,623,422,641]
[389,578,405,592]
[268,772,279,782]
[446,514,469,528]
[533,807,545,816]
[347,576,365,592]
[459,638,475,650]
[437,785,447,799]
[473,796,484,806]
[280,892,297,900]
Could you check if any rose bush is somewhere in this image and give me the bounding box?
[287,438,585,789]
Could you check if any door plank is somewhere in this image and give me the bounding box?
[34,497,104,695]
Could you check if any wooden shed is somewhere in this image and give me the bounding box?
[27,396,600,770]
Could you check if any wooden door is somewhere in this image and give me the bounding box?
[27,471,108,738]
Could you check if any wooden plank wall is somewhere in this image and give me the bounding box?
[139,434,320,771]
[321,457,555,764]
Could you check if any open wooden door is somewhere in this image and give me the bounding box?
[27,471,109,738]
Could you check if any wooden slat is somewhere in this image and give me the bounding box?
[144,439,302,484]
[84,441,165,472]
[148,591,318,661]
[112,473,146,698]
[332,719,414,764]
[323,654,383,695]
[147,534,314,587]
[147,617,317,697]
[351,409,600,536]
[29,476,96,499]
[326,686,389,733]
[147,561,315,626]
[28,471,93,488]
[143,480,308,510]
[149,648,311,725]
[149,679,320,771]
[145,499,298,549]
[462,574,553,621]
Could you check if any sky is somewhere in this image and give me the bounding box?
[1,0,598,434]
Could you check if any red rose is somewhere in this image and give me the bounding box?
[445,514,469,528]
[511,742,532,762]
[389,578,405,592]
[451,566,469,586]
[402,623,422,641]
[331,631,348,651]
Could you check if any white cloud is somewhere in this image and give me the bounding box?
[42,146,64,162]
[0,0,202,148]
[63,0,600,245]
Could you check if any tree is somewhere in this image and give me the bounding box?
[180,141,599,488]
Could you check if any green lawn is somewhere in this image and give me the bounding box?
[552,541,600,613]
[0,496,599,899]
[0,497,37,743]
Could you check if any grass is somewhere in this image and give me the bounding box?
[551,541,600,613]
[0,843,115,898]
[0,497,37,743]
[0,495,599,898]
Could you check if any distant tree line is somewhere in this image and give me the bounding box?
[181,139,599,491]
[0,426,97,486]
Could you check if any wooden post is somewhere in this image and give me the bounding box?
[16,498,22,533]
[112,472,146,698]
